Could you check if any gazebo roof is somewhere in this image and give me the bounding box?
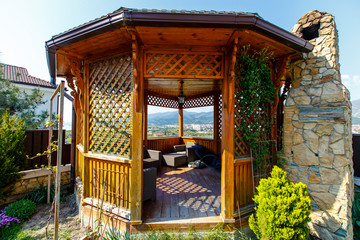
[46,7,313,84]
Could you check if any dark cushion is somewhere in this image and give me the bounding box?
[174,145,186,152]
[143,146,150,159]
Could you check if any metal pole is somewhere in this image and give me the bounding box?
[48,97,53,204]
[54,81,65,240]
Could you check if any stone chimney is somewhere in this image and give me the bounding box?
[283,10,353,239]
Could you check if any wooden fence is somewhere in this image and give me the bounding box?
[353,134,360,177]
[24,129,71,170]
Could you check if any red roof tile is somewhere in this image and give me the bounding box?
[1,63,56,88]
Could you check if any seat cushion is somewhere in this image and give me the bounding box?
[143,158,161,171]
[163,153,187,167]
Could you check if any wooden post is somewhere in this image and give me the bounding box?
[221,38,238,222]
[213,93,219,153]
[83,63,90,153]
[130,33,143,225]
[179,108,184,137]
[143,96,148,146]
[82,63,90,198]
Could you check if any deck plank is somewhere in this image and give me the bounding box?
[143,165,221,222]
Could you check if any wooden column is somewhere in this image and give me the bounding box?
[82,63,90,197]
[143,97,148,146]
[213,93,220,153]
[179,108,184,137]
[221,38,238,222]
[130,33,143,225]
[83,63,90,153]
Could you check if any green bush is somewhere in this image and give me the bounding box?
[353,185,360,239]
[4,199,37,222]
[0,112,26,199]
[249,166,312,240]
[24,184,54,204]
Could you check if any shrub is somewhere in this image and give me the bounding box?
[4,199,37,222]
[0,112,26,199]
[249,166,312,240]
[24,184,54,204]
[353,185,360,239]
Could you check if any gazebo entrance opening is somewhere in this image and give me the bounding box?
[142,70,224,222]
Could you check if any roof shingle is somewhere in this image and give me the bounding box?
[1,64,56,88]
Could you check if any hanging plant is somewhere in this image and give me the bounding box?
[235,46,276,169]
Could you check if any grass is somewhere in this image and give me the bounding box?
[102,224,249,240]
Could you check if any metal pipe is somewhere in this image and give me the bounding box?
[54,81,65,240]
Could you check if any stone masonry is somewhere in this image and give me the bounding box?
[3,164,71,204]
[284,10,354,239]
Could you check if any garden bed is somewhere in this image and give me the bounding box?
[3,194,87,239]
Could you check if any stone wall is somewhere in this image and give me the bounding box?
[3,164,71,204]
[284,10,354,239]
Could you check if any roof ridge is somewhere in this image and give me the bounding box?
[50,7,262,39]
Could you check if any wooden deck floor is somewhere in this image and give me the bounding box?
[143,166,221,223]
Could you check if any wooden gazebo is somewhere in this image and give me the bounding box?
[46,8,312,231]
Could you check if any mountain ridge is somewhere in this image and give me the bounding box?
[148,110,214,126]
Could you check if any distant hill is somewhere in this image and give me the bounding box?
[148,100,360,126]
[353,99,360,124]
[148,110,214,126]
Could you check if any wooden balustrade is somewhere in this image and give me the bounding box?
[146,137,181,153]
[147,136,219,154]
[234,157,254,211]
[85,157,131,211]
[182,136,218,154]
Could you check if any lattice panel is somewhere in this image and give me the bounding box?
[147,95,179,109]
[145,52,223,79]
[89,54,133,157]
[183,95,214,109]
[234,82,250,157]
[218,94,223,139]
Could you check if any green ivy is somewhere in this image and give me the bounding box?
[235,46,276,166]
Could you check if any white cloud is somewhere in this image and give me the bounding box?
[342,74,350,80]
[342,74,360,100]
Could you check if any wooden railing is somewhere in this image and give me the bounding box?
[182,136,218,154]
[234,157,254,212]
[147,137,181,153]
[147,136,219,154]
[76,145,85,179]
[86,157,131,211]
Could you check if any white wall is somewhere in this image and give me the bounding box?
[14,83,73,130]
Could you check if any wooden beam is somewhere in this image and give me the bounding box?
[221,37,238,222]
[179,108,184,137]
[130,32,144,225]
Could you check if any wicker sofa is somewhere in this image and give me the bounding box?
[162,142,198,167]
[143,146,162,172]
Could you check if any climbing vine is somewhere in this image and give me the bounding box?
[235,46,276,172]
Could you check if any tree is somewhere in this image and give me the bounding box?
[0,65,48,129]
[0,112,26,199]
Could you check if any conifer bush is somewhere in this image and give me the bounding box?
[249,166,312,240]
[0,112,26,199]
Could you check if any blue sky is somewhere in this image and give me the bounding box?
[0,0,359,116]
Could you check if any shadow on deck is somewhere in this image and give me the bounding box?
[142,166,221,223]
